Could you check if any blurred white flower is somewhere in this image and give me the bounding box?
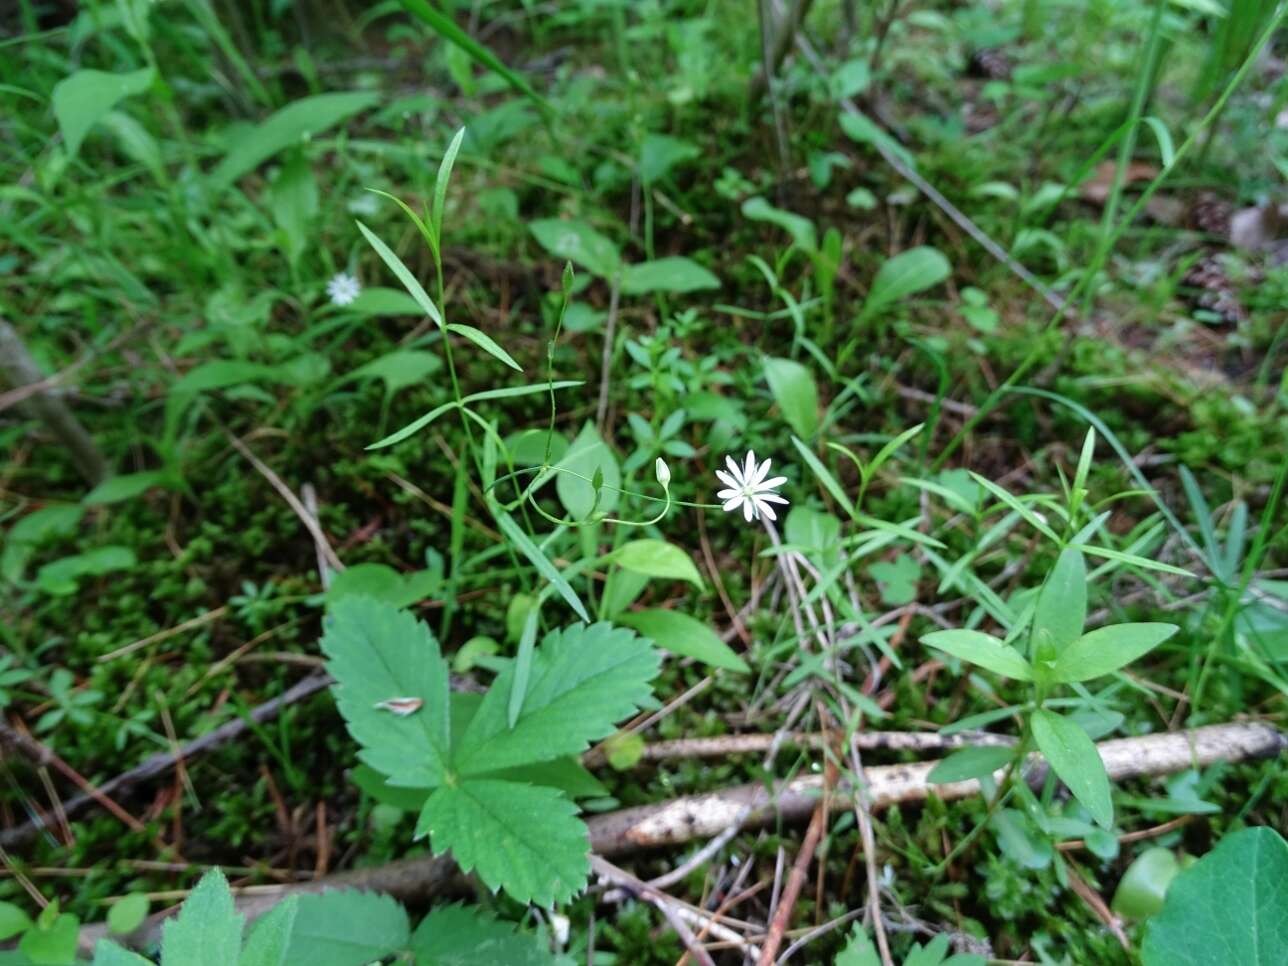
[716,450,788,523]
[326,272,361,306]
[549,912,570,947]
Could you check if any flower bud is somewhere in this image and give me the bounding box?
[655,457,671,488]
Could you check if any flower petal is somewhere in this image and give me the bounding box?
[753,457,772,485]
[743,450,757,482]
[757,499,778,522]
[716,488,740,500]
[758,493,789,505]
[722,496,744,515]
[742,498,754,522]
[757,475,788,491]
[715,469,739,491]
[725,455,743,483]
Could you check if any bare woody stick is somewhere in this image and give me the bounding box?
[0,319,106,485]
[79,720,1284,954]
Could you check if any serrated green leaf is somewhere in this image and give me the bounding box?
[1032,709,1113,829]
[921,629,1033,680]
[356,221,442,327]
[616,609,749,673]
[240,896,298,966]
[1141,827,1288,966]
[612,539,703,587]
[836,924,881,966]
[1032,548,1087,660]
[446,323,522,372]
[453,622,658,775]
[160,869,242,966]
[412,903,563,965]
[282,890,411,966]
[619,257,719,295]
[419,779,589,906]
[321,597,452,788]
[1051,623,1178,682]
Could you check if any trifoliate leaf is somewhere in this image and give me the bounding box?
[321,597,452,788]
[280,890,411,966]
[452,622,659,776]
[160,869,242,966]
[418,779,589,906]
[411,904,566,965]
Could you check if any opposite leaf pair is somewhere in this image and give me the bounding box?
[321,597,660,905]
[922,548,1179,828]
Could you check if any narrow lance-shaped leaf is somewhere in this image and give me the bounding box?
[446,323,523,372]
[356,221,442,327]
[1031,709,1113,829]
[921,629,1033,681]
[1051,622,1178,682]
[492,509,589,622]
[1031,547,1087,663]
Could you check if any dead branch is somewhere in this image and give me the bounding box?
[1,673,332,849]
[78,721,1283,954]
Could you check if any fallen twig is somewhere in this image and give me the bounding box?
[78,720,1283,954]
[1,673,332,849]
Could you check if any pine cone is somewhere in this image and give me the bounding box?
[1186,191,1233,241]
[1182,253,1245,324]
[968,48,1013,81]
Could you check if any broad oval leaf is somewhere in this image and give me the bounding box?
[84,471,171,506]
[860,246,950,321]
[320,597,452,789]
[1051,622,1178,683]
[619,257,719,295]
[613,539,703,588]
[343,349,442,395]
[1031,709,1113,829]
[616,609,750,673]
[1141,827,1288,966]
[763,356,819,441]
[921,629,1033,681]
[529,218,620,279]
[53,67,155,157]
[556,421,620,521]
[208,92,378,193]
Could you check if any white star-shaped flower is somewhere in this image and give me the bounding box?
[325,272,361,306]
[716,450,789,522]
